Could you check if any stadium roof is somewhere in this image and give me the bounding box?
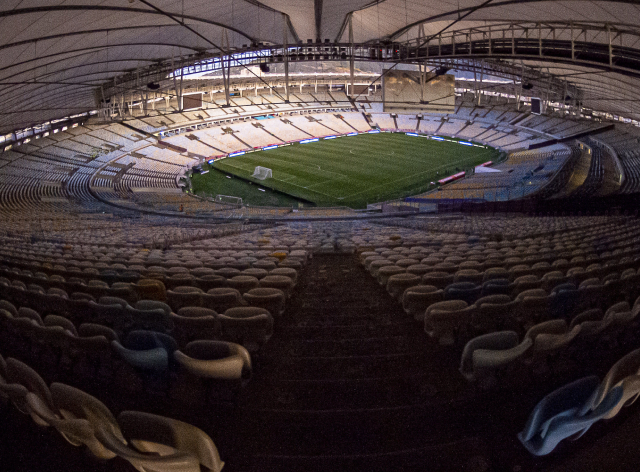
[2,0,640,133]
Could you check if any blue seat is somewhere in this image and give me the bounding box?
[111,330,177,372]
[550,283,579,320]
[518,376,623,455]
[444,282,482,304]
[481,278,512,297]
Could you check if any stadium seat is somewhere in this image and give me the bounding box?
[5,357,55,426]
[167,286,204,311]
[204,287,244,312]
[584,349,640,420]
[402,285,444,321]
[424,300,474,345]
[518,376,623,456]
[459,331,530,385]
[259,275,294,298]
[218,306,273,351]
[386,273,421,301]
[243,287,286,316]
[111,330,176,372]
[171,307,220,346]
[174,340,251,381]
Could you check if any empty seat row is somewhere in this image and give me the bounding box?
[0,302,255,399]
[0,354,225,471]
[459,297,640,388]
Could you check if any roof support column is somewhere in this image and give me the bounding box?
[543,70,551,114]
[538,23,542,57]
[473,68,478,104]
[221,30,230,107]
[100,85,109,121]
[171,57,184,112]
[349,14,354,98]
[478,61,484,106]
[515,62,524,111]
[571,22,575,61]
[420,61,425,103]
[283,14,290,103]
[418,24,426,103]
[608,24,613,66]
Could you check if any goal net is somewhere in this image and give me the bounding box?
[252,166,272,180]
[215,194,242,205]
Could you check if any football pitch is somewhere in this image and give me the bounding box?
[191,132,500,209]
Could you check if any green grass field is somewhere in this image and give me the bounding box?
[190,167,303,207]
[191,132,500,209]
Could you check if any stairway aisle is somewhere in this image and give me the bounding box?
[225,253,490,472]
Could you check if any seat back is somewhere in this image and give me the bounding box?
[519,375,600,443]
[5,357,54,412]
[460,331,519,378]
[585,349,640,415]
[118,411,224,472]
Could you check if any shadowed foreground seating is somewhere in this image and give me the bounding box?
[94,410,220,472]
[25,386,127,461]
[0,357,29,414]
[5,357,55,426]
[50,382,127,459]
[583,349,640,420]
[25,392,103,453]
[116,411,224,472]
[518,376,623,456]
[0,353,8,405]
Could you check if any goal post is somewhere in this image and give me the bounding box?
[252,166,272,180]
[215,195,242,206]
